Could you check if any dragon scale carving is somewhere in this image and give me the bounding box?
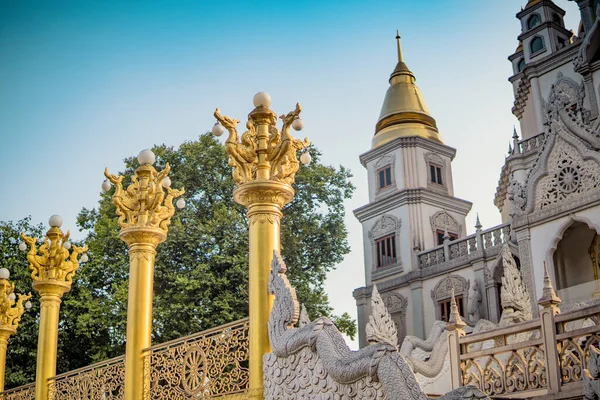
[265,251,489,399]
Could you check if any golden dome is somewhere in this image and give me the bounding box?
[525,0,542,8]
[372,34,442,149]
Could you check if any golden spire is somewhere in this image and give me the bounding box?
[372,33,442,148]
[396,30,403,63]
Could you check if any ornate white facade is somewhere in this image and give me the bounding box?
[353,0,600,362]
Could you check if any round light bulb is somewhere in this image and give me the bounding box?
[80,253,89,263]
[176,199,186,209]
[300,151,312,165]
[8,293,15,301]
[18,242,27,252]
[292,117,304,131]
[63,241,71,250]
[25,300,32,310]
[253,92,272,108]
[49,215,63,228]
[212,122,225,137]
[161,177,171,188]
[0,268,9,280]
[101,180,111,192]
[137,149,156,166]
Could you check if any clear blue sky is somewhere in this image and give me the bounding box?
[0,1,581,345]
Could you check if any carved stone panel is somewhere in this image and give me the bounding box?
[382,293,408,346]
[535,137,600,210]
[431,275,470,320]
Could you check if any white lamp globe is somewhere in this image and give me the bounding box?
[300,151,312,165]
[137,149,156,166]
[80,253,89,263]
[63,241,71,250]
[292,117,304,131]
[25,300,32,310]
[49,215,63,228]
[101,180,111,192]
[8,293,15,301]
[253,92,272,108]
[176,199,186,209]
[0,268,9,280]
[18,242,27,252]
[212,122,225,137]
[161,177,172,188]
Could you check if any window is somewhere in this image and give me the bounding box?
[531,36,545,54]
[378,166,392,190]
[527,14,541,30]
[439,296,464,322]
[517,58,526,72]
[436,230,458,246]
[429,164,443,185]
[375,234,397,268]
[553,14,561,25]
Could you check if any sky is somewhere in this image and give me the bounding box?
[0,1,582,346]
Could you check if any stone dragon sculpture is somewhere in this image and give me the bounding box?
[264,251,489,399]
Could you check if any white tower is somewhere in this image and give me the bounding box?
[353,34,472,346]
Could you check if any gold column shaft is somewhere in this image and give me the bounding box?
[0,333,10,392]
[123,235,160,400]
[248,204,279,395]
[34,291,64,400]
[234,182,293,399]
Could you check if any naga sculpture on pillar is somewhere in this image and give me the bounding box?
[264,251,490,399]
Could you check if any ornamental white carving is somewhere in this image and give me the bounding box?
[535,137,600,210]
[264,251,490,400]
[375,154,396,170]
[430,211,461,237]
[431,275,470,303]
[369,214,401,240]
[382,292,408,347]
[366,286,399,348]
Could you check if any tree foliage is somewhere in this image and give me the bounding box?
[4,133,355,388]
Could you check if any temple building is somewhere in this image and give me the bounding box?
[353,0,600,348]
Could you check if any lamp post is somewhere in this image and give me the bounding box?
[0,267,32,392]
[103,149,184,400]
[213,92,310,398]
[20,215,88,400]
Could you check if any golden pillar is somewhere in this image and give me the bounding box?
[213,92,310,398]
[0,268,32,392]
[21,215,87,400]
[103,149,184,400]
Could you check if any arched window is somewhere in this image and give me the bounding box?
[531,36,545,54]
[553,13,561,25]
[527,13,542,30]
[517,58,526,72]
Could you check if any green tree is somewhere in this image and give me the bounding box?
[5,133,356,388]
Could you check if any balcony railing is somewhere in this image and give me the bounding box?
[144,318,249,399]
[417,223,511,269]
[1,318,249,400]
[518,132,545,154]
[47,355,125,400]
[0,383,35,400]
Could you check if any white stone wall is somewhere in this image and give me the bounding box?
[528,205,600,302]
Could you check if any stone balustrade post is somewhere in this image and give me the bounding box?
[538,262,562,394]
[446,289,466,390]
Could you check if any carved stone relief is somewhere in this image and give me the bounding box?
[430,211,461,240]
[431,275,470,320]
[374,154,396,195]
[535,137,600,210]
[369,214,402,270]
[424,152,448,193]
[382,292,408,347]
